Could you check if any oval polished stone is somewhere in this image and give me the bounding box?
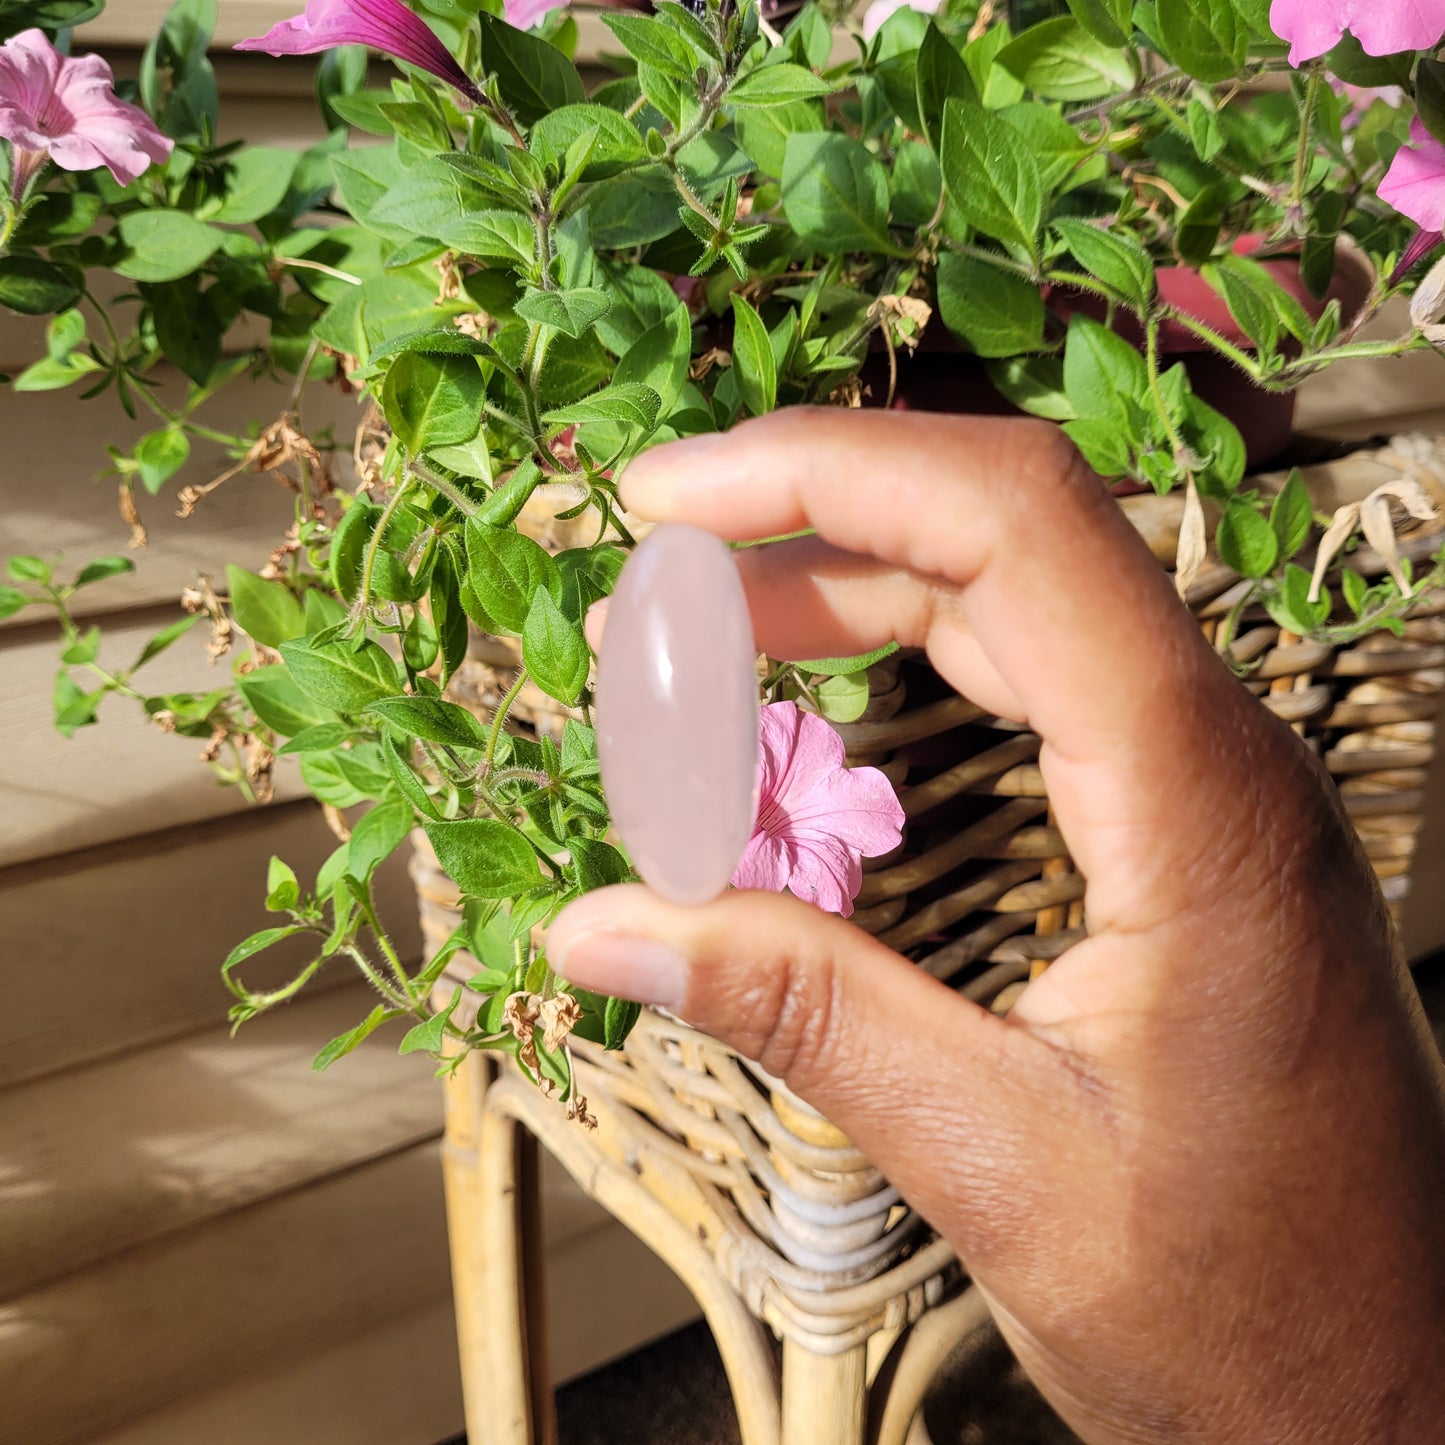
[596,523,759,906]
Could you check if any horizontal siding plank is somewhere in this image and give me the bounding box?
[0,371,365,622]
[0,604,311,866]
[0,981,443,1300]
[0,1143,453,1445]
[0,801,422,1090]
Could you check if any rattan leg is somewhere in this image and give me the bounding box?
[866,1287,992,1445]
[781,1339,867,1445]
[473,1088,554,1445]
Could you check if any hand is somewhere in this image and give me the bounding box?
[549,409,1445,1444]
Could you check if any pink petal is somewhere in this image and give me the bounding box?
[0,29,62,117]
[862,0,942,40]
[504,0,568,28]
[731,831,795,894]
[1347,0,1445,56]
[236,0,481,102]
[1379,119,1445,233]
[1269,0,1346,65]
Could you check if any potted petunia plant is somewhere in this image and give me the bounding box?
[3,0,1445,1105]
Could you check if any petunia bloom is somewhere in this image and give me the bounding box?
[1269,0,1445,67]
[1380,118,1445,233]
[1332,79,1404,130]
[0,29,171,200]
[237,0,484,104]
[861,0,942,40]
[504,0,569,29]
[731,700,905,918]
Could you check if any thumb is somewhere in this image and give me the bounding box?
[548,884,1072,1246]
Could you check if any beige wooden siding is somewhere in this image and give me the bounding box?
[0,52,695,1444]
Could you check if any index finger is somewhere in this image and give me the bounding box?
[620,409,1324,935]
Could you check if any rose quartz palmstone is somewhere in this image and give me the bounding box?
[597,523,759,906]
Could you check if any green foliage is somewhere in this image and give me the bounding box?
[4,0,1441,1082]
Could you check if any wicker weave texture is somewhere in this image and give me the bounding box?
[415,434,1445,1355]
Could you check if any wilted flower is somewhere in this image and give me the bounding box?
[0,29,171,201]
[1269,0,1445,67]
[237,0,485,104]
[731,701,905,918]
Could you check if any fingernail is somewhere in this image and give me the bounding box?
[550,929,688,1010]
[584,598,609,653]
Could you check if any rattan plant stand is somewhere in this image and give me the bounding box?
[414,434,1445,1445]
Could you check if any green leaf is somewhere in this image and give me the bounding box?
[1052,218,1156,309]
[1265,561,1330,634]
[996,17,1133,100]
[1156,0,1247,82]
[0,256,80,315]
[347,797,414,883]
[570,836,631,892]
[532,103,647,179]
[986,354,1075,421]
[1065,0,1133,45]
[8,555,50,583]
[464,519,562,635]
[425,818,543,898]
[1175,183,1227,268]
[794,642,900,675]
[226,566,306,649]
[381,352,485,455]
[1269,471,1313,558]
[279,636,401,713]
[733,99,825,178]
[381,733,444,821]
[399,992,460,1055]
[515,286,612,338]
[613,307,692,418]
[222,924,306,982]
[478,9,585,125]
[207,147,299,223]
[134,427,191,494]
[600,12,700,80]
[115,212,222,284]
[277,723,355,755]
[522,588,589,704]
[939,99,1044,264]
[330,502,380,601]
[266,856,301,912]
[0,585,29,620]
[1216,498,1278,579]
[313,1005,392,1071]
[1341,566,1367,616]
[12,353,103,391]
[369,694,490,750]
[436,209,537,265]
[781,132,895,256]
[730,294,777,416]
[915,23,977,150]
[61,626,101,666]
[815,672,869,723]
[729,62,832,108]
[75,556,135,588]
[603,994,641,1051]
[134,612,202,669]
[240,663,334,736]
[1062,315,1147,422]
[1202,258,1276,352]
[544,382,662,432]
[936,251,1046,357]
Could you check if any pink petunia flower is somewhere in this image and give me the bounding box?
[1380,118,1445,233]
[731,701,905,918]
[861,0,942,41]
[0,29,171,201]
[237,0,484,103]
[1332,79,1405,130]
[505,0,569,29]
[1269,0,1445,67]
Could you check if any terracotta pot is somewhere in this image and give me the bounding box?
[868,239,1376,470]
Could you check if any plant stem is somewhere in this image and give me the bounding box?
[410,462,479,517]
[1289,66,1323,227]
[352,472,415,632]
[486,667,528,766]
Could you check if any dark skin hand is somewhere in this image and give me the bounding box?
[549,409,1445,1444]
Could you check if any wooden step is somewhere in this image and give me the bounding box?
[0,802,422,1090]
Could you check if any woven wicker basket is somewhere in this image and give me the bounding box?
[412,432,1445,1437]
